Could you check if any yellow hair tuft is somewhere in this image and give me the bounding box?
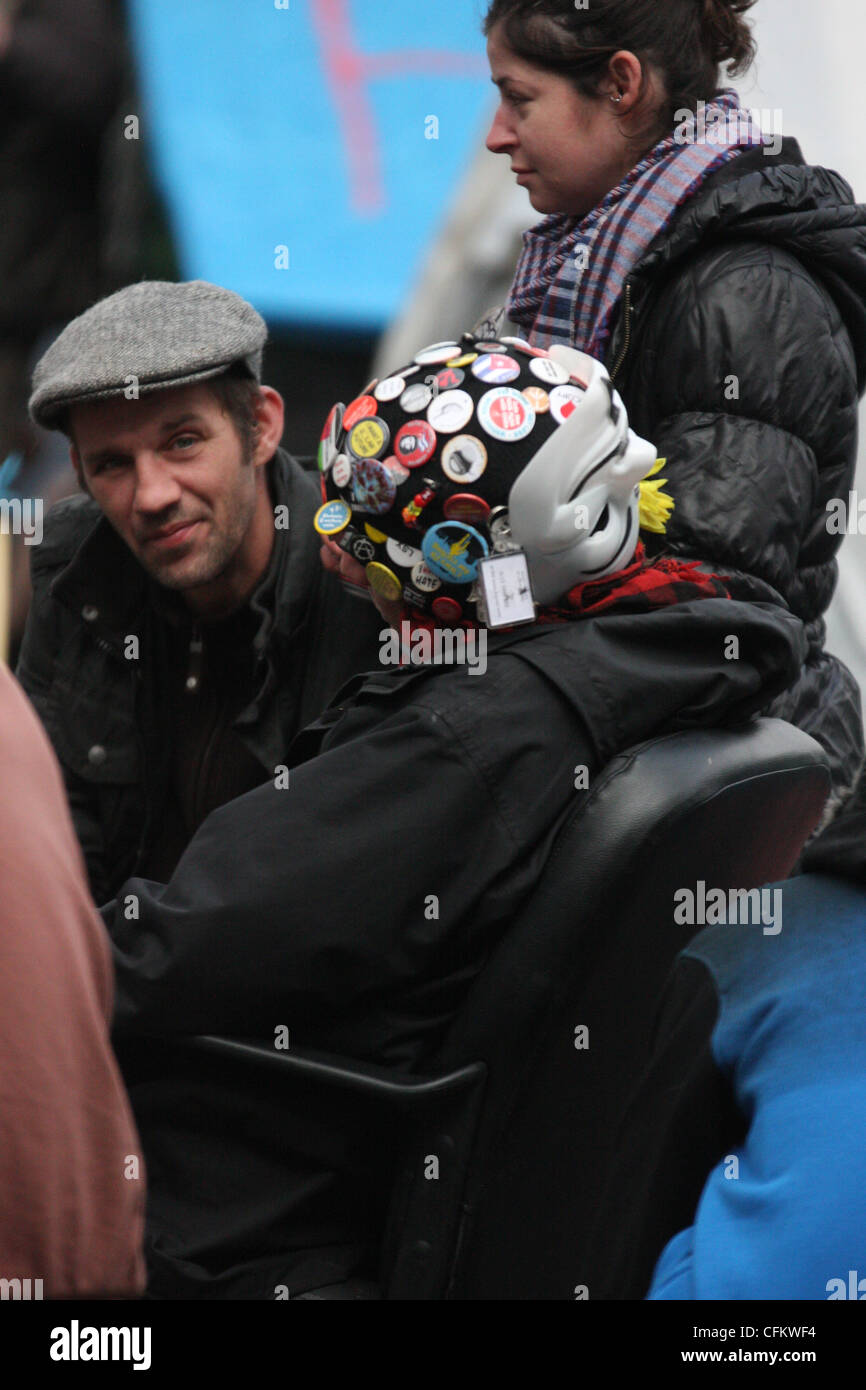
[638,457,674,534]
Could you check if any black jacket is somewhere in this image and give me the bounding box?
[16,449,383,902]
[104,594,805,1297]
[602,138,866,836]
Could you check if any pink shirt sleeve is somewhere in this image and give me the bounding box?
[0,664,145,1298]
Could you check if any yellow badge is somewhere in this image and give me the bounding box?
[349,419,387,459]
[365,562,403,602]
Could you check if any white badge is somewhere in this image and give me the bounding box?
[427,388,474,434]
[549,383,585,424]
[530,356,570,386]
[375,375,406,402]
[478,550,537,629]
[331,454,353,489]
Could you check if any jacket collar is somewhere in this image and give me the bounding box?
[50,448,315,652]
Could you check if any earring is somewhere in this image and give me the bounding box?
[610,92,623,104]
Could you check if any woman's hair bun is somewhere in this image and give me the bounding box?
[701,0,758,73]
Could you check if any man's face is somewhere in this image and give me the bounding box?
[70,384,264,603]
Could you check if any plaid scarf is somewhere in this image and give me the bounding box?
[506,89,765,354]
[537,542,728,621]
[397,544,728,650]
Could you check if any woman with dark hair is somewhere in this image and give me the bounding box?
[482,0,866,864]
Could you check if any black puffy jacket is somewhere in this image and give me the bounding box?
[596,137,866,839]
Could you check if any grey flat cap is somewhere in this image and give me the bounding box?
[30,279,268,429]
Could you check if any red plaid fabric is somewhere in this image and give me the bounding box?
[539,543,729,621]
[396,544,728,651]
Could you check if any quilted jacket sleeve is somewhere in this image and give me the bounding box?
[632,240,860,626]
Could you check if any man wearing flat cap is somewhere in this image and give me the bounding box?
[17,279,381,903]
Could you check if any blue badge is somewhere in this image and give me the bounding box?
[422,522,489,583]
[352,457,397,515]
[314,498,352,537]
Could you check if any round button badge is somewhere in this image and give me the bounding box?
[427,388,474,435]
[414,341,461,366]
[365,562,403,602]
[529,356,570,386]
[382,455,411,485]
[422,522,489,583]
[374,375,406,403]
[399,382,433,414]
[318,401,343,473]
[522,386,550,414]
[343,394,378,431]
[314,499,352,537]
[477,387,536,442]
[395,420,437,468]
[411,561,442,593]
[386,538,423,568]
[500,336,536,354]
[351,534,377,564]
[352,458,397,514]
[471,353,521,385]
[445,353,478,369]
[331,454,353,489]
[432,596,463,622]
[549,384,585,424]
[435,366,465,391]
[440,434,488,484]
[348,416,390,460]
[443,493,491,524]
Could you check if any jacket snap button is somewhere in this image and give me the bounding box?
[88,744,107,766]
[82,604,99,622]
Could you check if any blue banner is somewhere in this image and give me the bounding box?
[127,0,492,333]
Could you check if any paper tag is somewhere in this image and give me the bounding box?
[478,550,536,629]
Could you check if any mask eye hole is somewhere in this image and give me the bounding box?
[590,504,609,536]
[604,377,621,425]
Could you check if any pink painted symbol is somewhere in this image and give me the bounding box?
[310,0,487,216]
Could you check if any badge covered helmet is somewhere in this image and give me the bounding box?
[315,333,661,622]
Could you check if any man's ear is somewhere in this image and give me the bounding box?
[252,386,284,465]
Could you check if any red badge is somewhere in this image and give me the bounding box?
[343,394,378,431]
[443,493,491,524]
[436,366,465,391]
[432,596,463,622]
[394,419,437,468]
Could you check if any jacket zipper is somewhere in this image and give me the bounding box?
[610,281,633,383]
[91,630,151,880]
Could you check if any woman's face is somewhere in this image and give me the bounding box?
[485,24,652,218]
